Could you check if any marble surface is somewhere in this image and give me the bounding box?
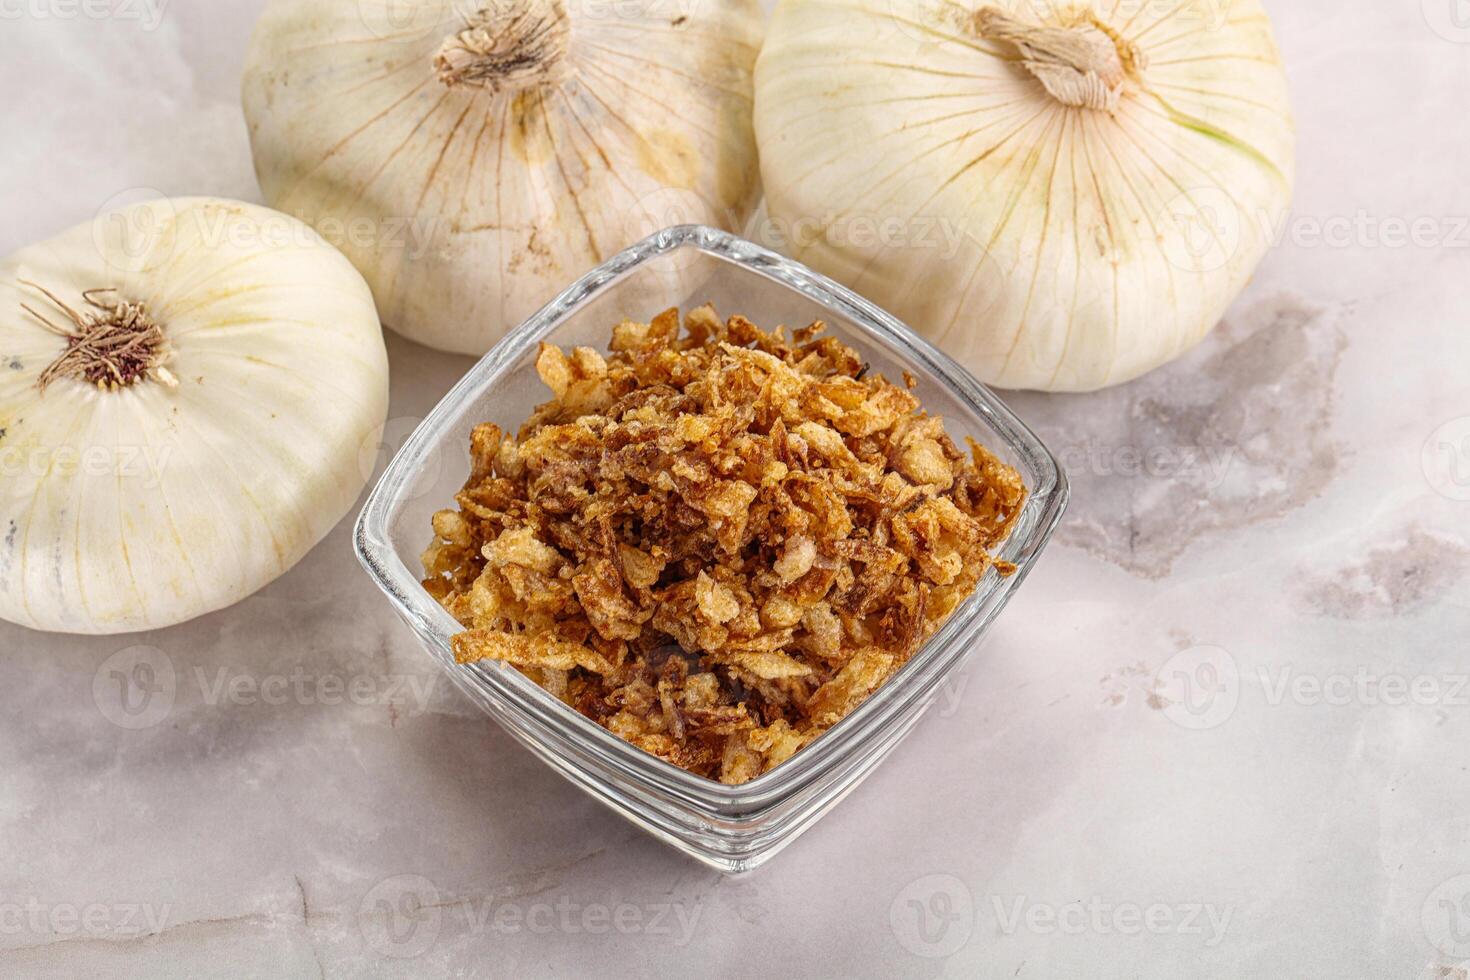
[2,1,1469,977]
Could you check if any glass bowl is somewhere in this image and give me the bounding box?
[354,225,1068,873]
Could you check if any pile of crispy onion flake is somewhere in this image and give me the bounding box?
[422,306,1027,783]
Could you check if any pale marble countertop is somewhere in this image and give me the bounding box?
[2,2,1468,978]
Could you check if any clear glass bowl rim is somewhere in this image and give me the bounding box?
[354,224,1069,818]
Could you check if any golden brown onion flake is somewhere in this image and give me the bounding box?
[423,305,1027,784]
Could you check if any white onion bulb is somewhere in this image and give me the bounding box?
[755,0,1295,392]
[243,0,765,355]
[0,198,390,634]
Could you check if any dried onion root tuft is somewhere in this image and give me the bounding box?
[21,280,177,393]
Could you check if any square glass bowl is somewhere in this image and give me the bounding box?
[355,226,1067,873]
